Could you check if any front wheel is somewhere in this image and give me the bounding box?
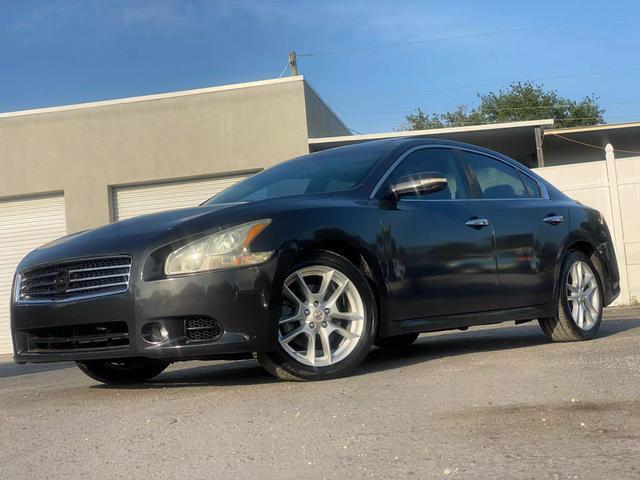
[76,359,170,385]
[539,251,603,342]
[257,251,377,381]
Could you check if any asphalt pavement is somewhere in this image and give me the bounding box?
[1,307,639,479]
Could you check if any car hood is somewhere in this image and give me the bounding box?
[19,203,245,270]
[18,191,353,271]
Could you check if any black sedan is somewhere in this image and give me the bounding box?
[11,139,620,383]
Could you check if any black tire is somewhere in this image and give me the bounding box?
[539,250,603,342]
[374,332,420,350]
[256,251,377,381]
[76,359,170,385]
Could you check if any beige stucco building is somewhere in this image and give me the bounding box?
[0,76,350,233]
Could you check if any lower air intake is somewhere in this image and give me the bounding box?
[26,322,129,352]
[184,317,223,342]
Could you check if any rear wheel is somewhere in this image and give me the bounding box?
[374,332,420,350]
[76,359,169,385]
[539,251,603,342]
[256,251,377,381]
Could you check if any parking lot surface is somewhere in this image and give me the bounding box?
[1,307,639,480]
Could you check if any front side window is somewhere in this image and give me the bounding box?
[382,148,469,200]
[207,142,388,204]
[462,152,528,199]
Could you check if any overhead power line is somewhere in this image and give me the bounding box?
[553,134,640,155]
[278,62,290,78]
[327,66,640,101]
[298,12,640,58]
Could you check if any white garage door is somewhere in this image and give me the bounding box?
[0,194,67,354]
[112,174,250,221]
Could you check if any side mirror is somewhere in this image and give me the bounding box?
[390,171,448,198]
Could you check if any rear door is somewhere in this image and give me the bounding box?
[460,150,569,309]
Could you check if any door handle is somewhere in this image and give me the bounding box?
[465,218,490,228]
[543,214,564,225]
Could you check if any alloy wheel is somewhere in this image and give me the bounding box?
[278,265,365,367]
[566,260,601,330]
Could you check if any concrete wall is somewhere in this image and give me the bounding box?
[0,77,334,233]
[303,83,351,139]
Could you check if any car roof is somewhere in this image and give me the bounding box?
[327,137,503,154]
[336,137,519,167]
[384,137,507,155]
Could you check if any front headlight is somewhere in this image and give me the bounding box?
[13,273,22,303]
[165,219,273,276]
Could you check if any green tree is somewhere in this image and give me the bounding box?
[403,82,605,130]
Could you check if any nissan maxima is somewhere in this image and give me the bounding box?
[10,139,620,383]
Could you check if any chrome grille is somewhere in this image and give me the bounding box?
[19,256,132,302]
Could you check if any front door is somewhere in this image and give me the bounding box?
[376,147,499,322]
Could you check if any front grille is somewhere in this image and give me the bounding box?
[185,317,223,342]
[26,322,129,352]
[19,256,132,302]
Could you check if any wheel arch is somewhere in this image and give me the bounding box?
[554,238,607,303]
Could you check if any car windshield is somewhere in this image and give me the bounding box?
[205,142,387,204]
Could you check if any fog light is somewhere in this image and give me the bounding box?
[142,322,169,344]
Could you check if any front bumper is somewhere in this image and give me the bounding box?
[11,258,282,364]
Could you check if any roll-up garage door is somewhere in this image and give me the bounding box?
[0,194,67,354]
[112,174,250,221]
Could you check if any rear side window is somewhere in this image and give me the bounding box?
[383,148,469,200]
[463,152,528,199]
[520,172,543,198]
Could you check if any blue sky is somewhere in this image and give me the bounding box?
[1,0,639,133]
